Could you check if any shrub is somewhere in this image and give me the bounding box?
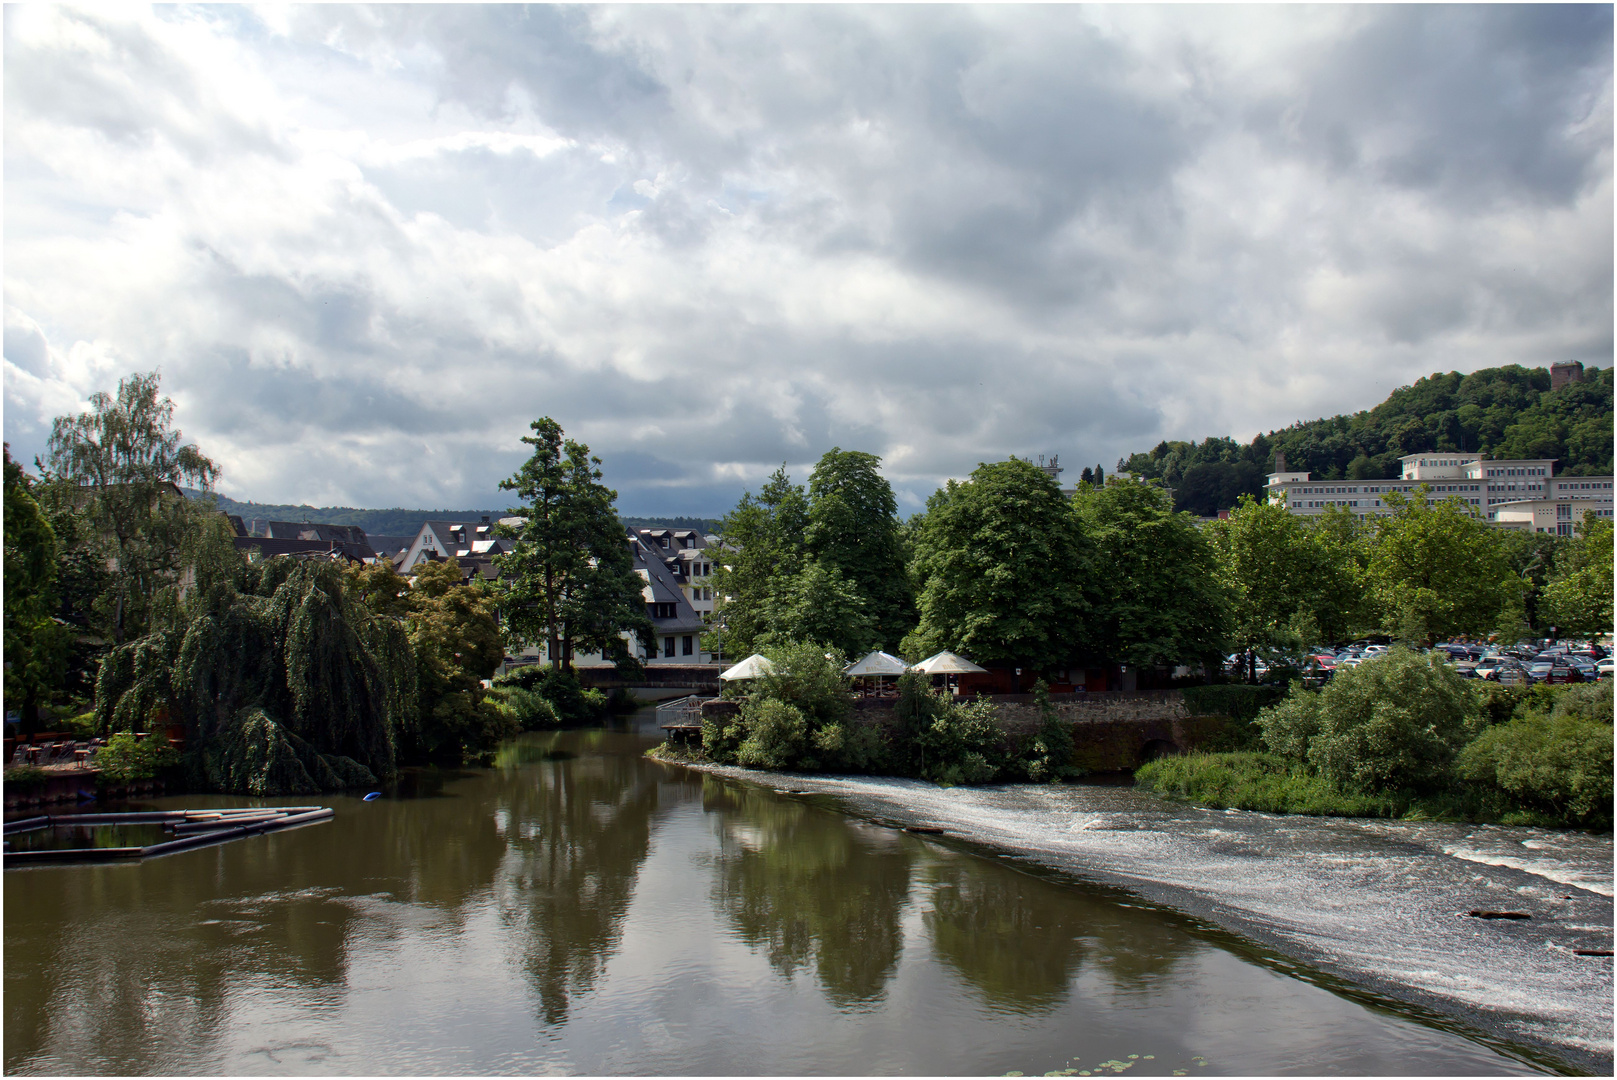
[1256,684,1323,762]
[1458,713,1614,829]
[96,731,182,785]
[1305,648,1479,794]
[1549,680,1613,726]
[3,765,48,792]
[1007,681,1079,783]
[1183,684,1286,720]
[754,640,852,728]
[490,686,561,730]
[811,721,891,773]
[735,698,809,770]
[1135,752,1399,818]
[490,666,605,726]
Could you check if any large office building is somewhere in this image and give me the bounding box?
[1265,453,1612,535]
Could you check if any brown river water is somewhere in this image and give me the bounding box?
[4,708,1605,1075]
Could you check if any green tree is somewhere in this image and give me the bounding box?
[95,557,412,793]
[39,371,222,644]
[1073,478,1229,672]
[1210,496,1362,677]
[706,466,810,658]
[805,448,915,649]
[1537,512,1614,640]
[1361,487,1518,645]
[402,558,515,763]
[4,446,71,735]
[906,458,1087,672]
[757,560,877,658]
[495,418,652,672]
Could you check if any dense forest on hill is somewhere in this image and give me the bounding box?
[191,493,720,538]
[1119,364,1613,516]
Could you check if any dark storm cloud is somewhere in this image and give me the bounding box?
[1272,5,1611,206]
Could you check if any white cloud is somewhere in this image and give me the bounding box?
[4,4,1610,514]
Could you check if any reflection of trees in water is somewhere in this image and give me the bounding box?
[493,740,663,1027]
[923,857,1192,1015]
[4,763,517,1072]
[706,778,913,1009]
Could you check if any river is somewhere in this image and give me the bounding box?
[4,707,1609,1075]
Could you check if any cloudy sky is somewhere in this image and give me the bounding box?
[5,5,1611,516]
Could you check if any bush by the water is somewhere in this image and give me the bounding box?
[1260,648,1477,794]
[1458,707,1613,829]
[96,731,183,786]
[491,665,609,726]
[1143,653,1612,829]
[490,685,561,730]
[696,643,1078,786]
[1135,752,1398,817]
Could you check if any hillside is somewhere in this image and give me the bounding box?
[1119,364,1613,516]
[191,493,721,538]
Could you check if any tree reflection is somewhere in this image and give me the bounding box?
[493,739,664,1027]
[923,856,1193,1014]
[706,778,913,1009]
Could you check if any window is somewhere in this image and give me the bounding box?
[683,636,694,656]
[664,636,676,657]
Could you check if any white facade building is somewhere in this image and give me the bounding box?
[1266,454,1612,535]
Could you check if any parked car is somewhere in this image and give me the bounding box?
[1597,658,1614,681]
[1491,659,1527,685]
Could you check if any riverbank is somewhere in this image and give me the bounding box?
[671,759,1614,1075]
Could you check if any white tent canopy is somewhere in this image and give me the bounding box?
[843,650,910,678]
[719,653,776,681]
[910,651,987,675]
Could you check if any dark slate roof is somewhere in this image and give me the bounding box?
[234,537,372,563]
[264,521,372,549]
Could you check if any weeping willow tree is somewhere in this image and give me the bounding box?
[95,556,415,795]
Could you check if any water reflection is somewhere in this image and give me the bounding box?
[706,778,911,1009]
[492,734,663,1027]
[922,860,1192,1015]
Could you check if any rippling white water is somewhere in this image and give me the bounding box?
[718,769,1614,1070]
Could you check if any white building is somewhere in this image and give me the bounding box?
[1266,453,1612,535]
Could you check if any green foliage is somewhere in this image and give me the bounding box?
[735,698,809,770]
[1262,648,1479,794]
[1538,513,1614,639]
[1209,496,1365,668]
[1361,488,1518,645]
[1255,684,1324,762]
[908,458,1088,671]
[1135,752,1400,817]
[4,765,48,792]
[1458,714,1613,829]
[1183,684,1286,721]
[490,686,562,730]
[193,706,376,796]
[95,558,412,794]
[804,448,915,650]
[39,371,223,645]
[495,416,653,672]
[752,640,853,729]
[757,561,878,658]
[1072,479,1230,670]
[1120,366,1613,515]
[1548,680,1614,725]
[94,731,181,786]
[1008,681,1079,783]
[706,466,809,659]
[401,558,515,764]
[4,445,71,733]
[492,665,610,726]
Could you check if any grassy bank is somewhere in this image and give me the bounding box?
[1134,751,1572,828]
